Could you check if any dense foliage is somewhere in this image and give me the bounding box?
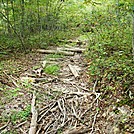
[83,0,134,106]
[0,0,72,51]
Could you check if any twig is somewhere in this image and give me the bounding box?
[65,91,94,96]
[19,127,27,134]
[56,118,71,133]
[71,101,80,120]
[90,99,99,134]
[44,120,55,133]
[61,99,66,126]
[80,93,100,118]
[0,120,10,131]
[3,71,19,87]
[36,120,46,134]
[45,115,62,134]
[70,99,88,127]
[14,120,27,128]
[38,101,57,122]
[93,80,98,92]
[29,91,38,134]
[39,102,55,115]
[61,79,90,92]
[57,99,66,126]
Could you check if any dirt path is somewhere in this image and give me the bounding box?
[0,40,133,134]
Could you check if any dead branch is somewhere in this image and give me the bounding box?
[19,127,27,134]
[58,47,86,53]
[57,99,66,126]
[71,101,80,120]
[60,79,89,92]
[80,93,100,118]
[63,127,91,134]
[65,91,94,96]
[48,58,64,61]
[0,120,10,131]
[39,102,55,115]
[71,101,88,126]
[14,120,27,129]
[68,64,79,78]
[36,49,74,56]
[38,102,57,122]
[34,78,48,82]
[29,91,38,134]
[36,120,45,134]
[21,76,57,83]
[90,99,99,134]
[93,80,98,92]
[44,120,55,133]
[3,71,19,87]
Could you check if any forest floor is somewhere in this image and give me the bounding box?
[0,37,134,134]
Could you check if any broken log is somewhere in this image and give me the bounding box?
[68,64,79,78]
[42,60,47,68]
[36,49,74,56]
[57,47,86,53]
[29,92,38,134]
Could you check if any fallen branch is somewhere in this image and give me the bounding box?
[90,99,99,134]
[93,80,98,92]
[57,99,66,126]
[71,102,87,126]
[29,91,38,134]
[19,128,27,134]
[3,71,19,87]
[65,91,94,96]
[0,120,10,131]
[68,64,79,78]
[21,76,56,83]
[36,120,45,134]
[80,93,100,118]
[39,102,55,116]
[63,127,91,134]
[36,49,74,56]
[38,102,57,123]
[14,120,27,129]
[44,120,55,133]
[58,47,86,53]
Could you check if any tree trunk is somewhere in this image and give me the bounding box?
[0,11,26,51]
[21,0,25,38]
[37,0,41,32]
[11,0,16,31]
[132,12,134,60]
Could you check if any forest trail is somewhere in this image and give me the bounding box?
[1,39,96,133]
[0,39,133,134]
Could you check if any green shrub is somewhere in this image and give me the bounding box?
[44,64,60,75]
[85,2,134,94]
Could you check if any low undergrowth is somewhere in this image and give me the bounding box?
[84,2,134,107]
[44,64,60,75]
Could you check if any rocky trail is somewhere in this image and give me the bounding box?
[0,39,133,134]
